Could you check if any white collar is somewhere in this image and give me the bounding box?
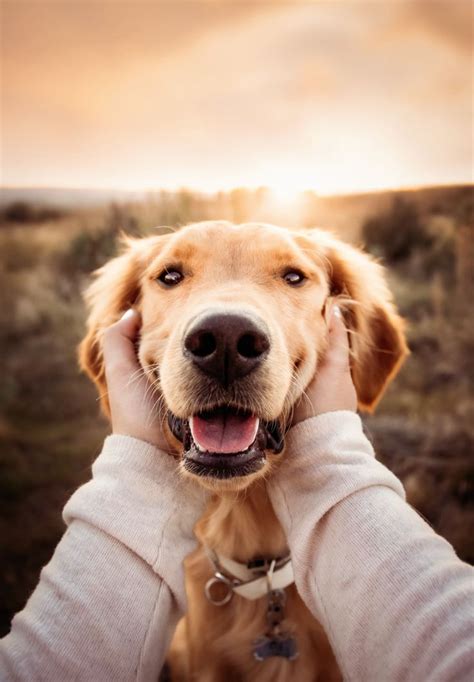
[205,548,294,602]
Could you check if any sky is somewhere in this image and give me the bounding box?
[1,0,473,196]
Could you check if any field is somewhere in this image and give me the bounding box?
[0,185,473,635]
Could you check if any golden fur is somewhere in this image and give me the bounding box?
[79,221,408,681]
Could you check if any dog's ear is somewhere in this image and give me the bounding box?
[78,236,157,416]
[309,230,409,411]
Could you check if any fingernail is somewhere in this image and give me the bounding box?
[333,305,342,318]
[121,309,135,320]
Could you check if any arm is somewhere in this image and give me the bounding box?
[0,311,206,681]
[268,306,474,682]
[1,435,205,682]
[270,413,473,682]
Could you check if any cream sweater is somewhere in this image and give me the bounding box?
[1,412,473,681]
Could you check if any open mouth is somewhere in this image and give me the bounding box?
[168,406,284,479]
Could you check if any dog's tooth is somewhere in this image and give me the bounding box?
[251,418,260,442]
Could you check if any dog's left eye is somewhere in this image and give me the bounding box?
[157,269,184,287]
[283,270,306,286]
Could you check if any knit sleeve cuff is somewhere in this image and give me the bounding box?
[286,411,371,459]
[91,433,182,484]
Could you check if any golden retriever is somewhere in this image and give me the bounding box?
[79,221,408,681]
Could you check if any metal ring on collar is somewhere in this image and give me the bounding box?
[205,572,235,606]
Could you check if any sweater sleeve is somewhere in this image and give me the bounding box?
[268,412,474,682]
[0,435,206,682]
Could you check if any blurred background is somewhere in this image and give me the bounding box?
[0,0,473,635]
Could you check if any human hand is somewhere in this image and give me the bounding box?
[103,309,170,451]
[292,305,358,424]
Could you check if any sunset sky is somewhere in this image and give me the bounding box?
[1,0,472,195]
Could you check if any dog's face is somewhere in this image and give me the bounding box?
[80,221,407,491]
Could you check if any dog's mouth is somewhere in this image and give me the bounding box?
[168,406,284,479]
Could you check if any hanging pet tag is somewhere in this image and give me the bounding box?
[253,633,299,661]
[253,588,299,661]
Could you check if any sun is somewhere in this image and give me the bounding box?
[265,175,312,212]
[269,184,303,207]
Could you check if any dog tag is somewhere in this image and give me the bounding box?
[253,634,298,661]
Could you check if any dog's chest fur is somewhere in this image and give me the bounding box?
[166,482,341,681]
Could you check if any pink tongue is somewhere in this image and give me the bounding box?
[190,411,259,454]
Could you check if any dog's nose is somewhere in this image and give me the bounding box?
[184,313,270,385]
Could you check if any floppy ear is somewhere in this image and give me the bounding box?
[311,230,409,412]
[79,238,148,416]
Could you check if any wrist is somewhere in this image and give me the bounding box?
[269,412,405,544]
[111,428,162,449]
[111,417,170,451]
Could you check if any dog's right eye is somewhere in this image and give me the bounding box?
[157,269,184,287]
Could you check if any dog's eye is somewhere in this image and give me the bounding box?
[283,270,306,287]
[157,269,184,287]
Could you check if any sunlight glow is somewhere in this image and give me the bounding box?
[2,1,471,194]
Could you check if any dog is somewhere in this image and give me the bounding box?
[79,221,408,681]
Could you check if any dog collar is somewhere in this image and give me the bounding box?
[204,548,294,603]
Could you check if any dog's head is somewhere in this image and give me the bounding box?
[80,221,407,490]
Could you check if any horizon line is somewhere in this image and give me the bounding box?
[0,180,472,200]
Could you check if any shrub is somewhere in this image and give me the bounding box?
[362,195,433,262]
[0,202,66,224]
[60,203,140,276]
[63,228,118,276]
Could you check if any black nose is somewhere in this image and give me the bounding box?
[184,313,270,385]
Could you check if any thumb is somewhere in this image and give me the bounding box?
[103,309,142,373]
[323,305,351,371]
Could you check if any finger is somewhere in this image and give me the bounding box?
[299,305,350,396]
[324,305,351,369]
[103,309,142,372]
[324,297,335,326]
[115,308,142,341]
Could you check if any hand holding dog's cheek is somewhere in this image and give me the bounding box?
[293,306,357,424]
[103,310,170,451]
